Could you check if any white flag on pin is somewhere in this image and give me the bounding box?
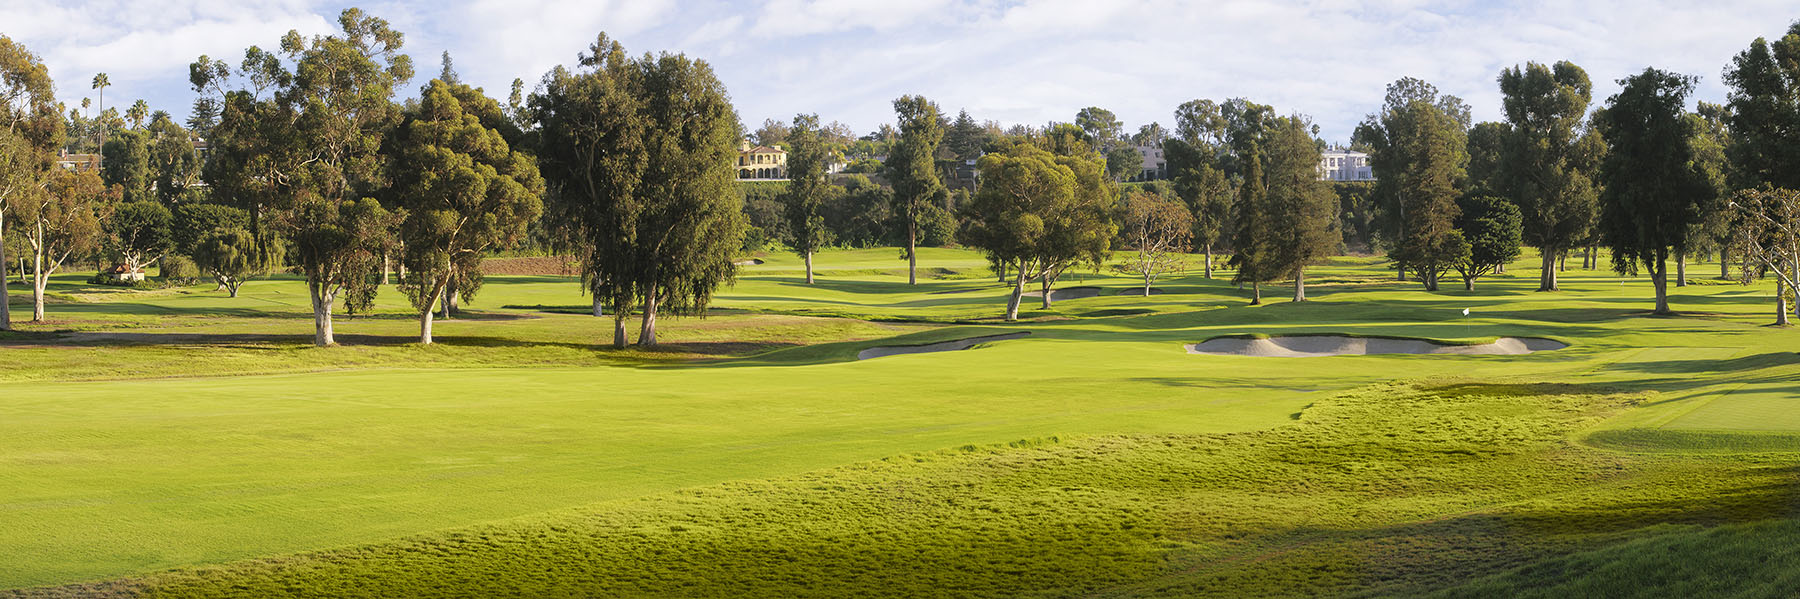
[1462,308,1471,316]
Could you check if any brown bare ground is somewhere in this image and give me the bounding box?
[481,256,578,276]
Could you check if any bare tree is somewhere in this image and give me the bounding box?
[1117,191,1192,296]
[1729,188,1800,325]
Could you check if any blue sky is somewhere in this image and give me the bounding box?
[4,0,1797,143]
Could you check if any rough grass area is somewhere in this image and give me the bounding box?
[15,382,1797,598]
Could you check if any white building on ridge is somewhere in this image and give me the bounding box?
[1319,149,1373,181]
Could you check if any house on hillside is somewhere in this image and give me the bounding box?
[737,140,788,180]
[1319,148,1374,181]
[1135,143,1167,180]
[55,150,101,173]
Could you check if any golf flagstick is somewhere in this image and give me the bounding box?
[1463,307,1471,338]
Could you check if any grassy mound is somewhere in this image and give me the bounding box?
[19,382,1800,598]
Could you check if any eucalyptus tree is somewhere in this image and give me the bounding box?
[1231,115,1335,303]
[1451,195,1522,290]
[1165,99,1233,278]
[147,114,201,204]
[20,169,108,321]
[887,95,946,285]
[781,113,835,284]
[1497,61,1605,291]
[1729,188,1800,325]
[1074,106,1123,151]
[1118,190,1193,296]
[1686,102,1734,281]
[107,201,173,276]
[535,34,744,347]
[192,228,259,297]
[100,128,151,202]
[1353,77,1471,291]
[1596,68,1712,315]
[1723,21,1800,190]
[191,8,413,346]
[0,35,63,331]
[392,78,544,343]
[959,141,1115,320]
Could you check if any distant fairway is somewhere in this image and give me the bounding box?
[5,247,1800,596]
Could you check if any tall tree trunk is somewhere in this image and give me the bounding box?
[1778,278,1791,327]
[31,257,46,323]
[0,213,9,331]
[1463,273,1475,291]
[420,307,435,344]
[1040,273,1053,309]
[592,295,604,317]
[612,312,628,348]
[1292,268,1306,302]
[1652,251,1671,315]
[1005,262,1026,321]
[1537,248,1558,292]
[380,251,391,286]
[637,291,659,346]
[1720,247,1730,279]
[804,251,814,284]
[1250,280,1262,305]
[1675,249,1687,288]
[1496,262,1504,274]
[906,218,917,285]
[1204,243,1214,279]
[309,280,335,346]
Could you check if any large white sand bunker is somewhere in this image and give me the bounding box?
[858,332,1031,360]
[1023,286,1101,301]
[1185,335,1566,357]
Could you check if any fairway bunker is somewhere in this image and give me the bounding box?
[1185,335,1566,357]
[857,332,1031,360]
[1023,286,1101,301]
[733,258,766,266]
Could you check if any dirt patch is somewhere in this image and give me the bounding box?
[482,256,578,276]
[1022,286,1101,301]
[1185,335,1566,357]
[857,332,1030,360]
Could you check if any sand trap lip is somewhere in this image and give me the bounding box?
[1185,335,1567,357]
[857,332,1031,360]
[733,258,766,266]
[1023,286,1101,301]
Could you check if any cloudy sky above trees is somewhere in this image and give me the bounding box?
[5,0,1797,142]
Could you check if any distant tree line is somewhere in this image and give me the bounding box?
[8,13,1800,334]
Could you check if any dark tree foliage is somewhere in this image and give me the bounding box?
[887,95,946,285]
[1723,21,1800,190]
[1596,68,1712,315]
[782,113,835,283]
[535,33,745,347]
[1452,195,1522,290]
[1354,77,1471,290]
[1497,60,1605,292]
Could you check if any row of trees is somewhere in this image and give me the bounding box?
[13,14,1800,335]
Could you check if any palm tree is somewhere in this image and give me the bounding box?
[91,73,109,160]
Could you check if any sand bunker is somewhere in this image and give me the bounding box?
[733,258,766,266]
[1115,287,1165,296]
[1023,286,1101,301]
[857,332,1030,360]
[1185,335,1566,357]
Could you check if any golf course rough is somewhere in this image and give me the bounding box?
[856,331,1031,359]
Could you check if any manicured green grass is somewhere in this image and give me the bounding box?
[3,246,1800,596]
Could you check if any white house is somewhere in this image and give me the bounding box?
[1319,149,1374,181]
